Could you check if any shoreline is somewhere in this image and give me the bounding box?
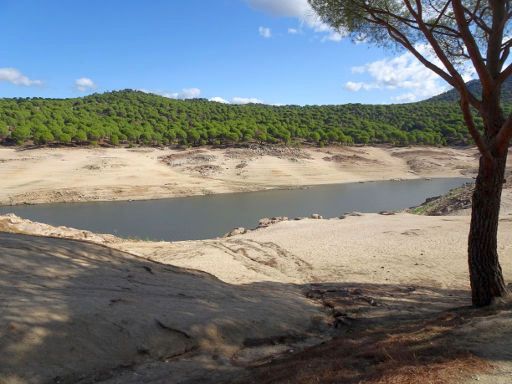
[0,176,470,208]
[2,199,512,383]
[5,210,511,287]
[0,145,482,206]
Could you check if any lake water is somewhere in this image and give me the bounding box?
[0,178,470,241]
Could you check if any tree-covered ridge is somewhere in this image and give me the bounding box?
[428,77,512,103]
[0,89,508,147]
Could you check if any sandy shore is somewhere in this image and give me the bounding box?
[2,145,512,383]
[3,212,512,289]
[0,145,481,205]
[1,213,512,383]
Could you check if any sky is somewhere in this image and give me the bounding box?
[0,0,457,105]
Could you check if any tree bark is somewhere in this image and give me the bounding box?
[468,145,508,307]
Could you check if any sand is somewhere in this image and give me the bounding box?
[0,145,481,205]
[1,213,512,383]
[0,231,331,384]
[1,145,512,383]
[3,212,512,289]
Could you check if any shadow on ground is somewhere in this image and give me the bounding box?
[235,283,512,384]
[0,232,511,384]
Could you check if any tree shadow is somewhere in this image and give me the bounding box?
[0,233,326,383]
[236,282,512,384]
[1,232,510,384]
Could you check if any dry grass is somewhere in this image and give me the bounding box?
[239,308,493,384]
[359,329,491,384]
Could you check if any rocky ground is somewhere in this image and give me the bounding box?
[410,183,475,216]
[410,172,512,216]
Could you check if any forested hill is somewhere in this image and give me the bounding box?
[428,77,512,103]
[0,88,510,147]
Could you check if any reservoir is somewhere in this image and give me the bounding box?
[0,178,471,241]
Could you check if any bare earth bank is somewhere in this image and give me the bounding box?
[0,145,483,205]
[1,213,512,383]
[1,145,512,383]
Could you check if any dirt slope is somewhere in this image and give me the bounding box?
[0,146,482,205]
[0,233,328,384]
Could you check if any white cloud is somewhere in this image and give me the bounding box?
[259,26,272,38]
[288,28,299,34]
[209,96,230,103]
[140,87,201,99]
[141,90,266,105]
[75,77,96,92]
[180,87,201,98]
[322,31,345,42]
[211,96,267,104]
[0,68,42,86]
[344,82,362,92]
[344,46,469,102]
[346,43,478,102]
[247,0,345,42]
[392,93,418,103]
[344,81,373,92]
[232,96,264,104]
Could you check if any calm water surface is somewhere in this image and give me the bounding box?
[0,178,471,241]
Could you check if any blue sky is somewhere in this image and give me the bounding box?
[0,0,452,105]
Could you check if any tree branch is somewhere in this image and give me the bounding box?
[497,62,512,84]
[485,0,508,77]
[363,11,456,87]
[494,113,512,154]
[430,0,452,31]
[463,0,493,34]
[402,0,483,110]
[460,95,493,160]
[452,0,494,91]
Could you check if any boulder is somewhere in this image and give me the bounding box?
[224,227,247,237]
[258,217,288,228]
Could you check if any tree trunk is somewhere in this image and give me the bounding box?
[468,150,508,306]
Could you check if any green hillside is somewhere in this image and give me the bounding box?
[428,77,512,103]
[0,86,509,147]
